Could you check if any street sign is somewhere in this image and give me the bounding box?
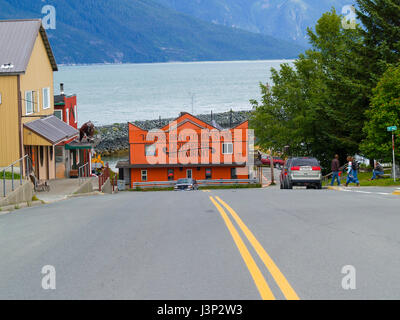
[387,126,397,132]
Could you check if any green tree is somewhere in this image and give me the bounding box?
[356,0,400,83]
[361,65,400,161]
[250,10,365,169]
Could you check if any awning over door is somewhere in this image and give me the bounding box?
[23,115,79,146]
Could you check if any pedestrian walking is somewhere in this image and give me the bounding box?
[345,156,360,187]
[330,154,341,186]
[369,161,385,181]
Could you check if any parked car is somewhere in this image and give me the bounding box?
[280,157,322,189]
[261,156,284,168]
[174,178,199,191]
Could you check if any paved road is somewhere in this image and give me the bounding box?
[0,187,400,300]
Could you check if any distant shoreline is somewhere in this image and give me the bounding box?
[58,59,295,68]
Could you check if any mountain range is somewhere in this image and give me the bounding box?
[155,0,352,46]
[0,0,305,64]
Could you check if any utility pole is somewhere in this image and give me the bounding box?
[393,132,396,182]
[387,126,397,182]
[270,152,275,185]
[189,92,195,114]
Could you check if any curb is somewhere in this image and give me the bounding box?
[327,186,344,191]
[0,200,45,215]
[68,191,104,198]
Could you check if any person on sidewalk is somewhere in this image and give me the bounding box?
[346,156,360,187]
[330,154,341,186]
[369,161,384,181]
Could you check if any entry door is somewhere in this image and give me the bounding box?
[231,168,237,179]
[187,169,192,179]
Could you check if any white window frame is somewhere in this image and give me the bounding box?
[36,90,40,112]
[42,87,50,109]
[141,170,148,181]
[222,143,233,155]
[54,110,63,121]
[66,108,69,124]
[25,91,34,115]
[74,105,78,123]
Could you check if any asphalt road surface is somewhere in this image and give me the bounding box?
[1,186,400,300]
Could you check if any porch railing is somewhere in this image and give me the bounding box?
[98,163,110,191]
[78,162,90,185]
[1,155,33,197]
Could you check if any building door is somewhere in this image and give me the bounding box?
[231,168,237,179]
[187,169,192,179]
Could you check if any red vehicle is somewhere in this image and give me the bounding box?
[261,156,284,167]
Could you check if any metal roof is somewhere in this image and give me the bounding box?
[0,19,57,75]
[24,116,78,145]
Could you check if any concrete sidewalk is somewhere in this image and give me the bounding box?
[36,177,99,203]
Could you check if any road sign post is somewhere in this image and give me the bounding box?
[387,126,397,182]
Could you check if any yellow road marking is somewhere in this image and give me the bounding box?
[209,196,275,300]
[202,190,211,193]
[215,196,300,300]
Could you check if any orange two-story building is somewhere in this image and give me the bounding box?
[118,112,251,186]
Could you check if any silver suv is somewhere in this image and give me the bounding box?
[280,157,322,189]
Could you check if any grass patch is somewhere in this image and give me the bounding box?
[0,172,21,180]
[324,171,400,187]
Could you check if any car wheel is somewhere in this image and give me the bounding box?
[316,183,322,189]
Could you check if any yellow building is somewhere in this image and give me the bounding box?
[0,19,78,180]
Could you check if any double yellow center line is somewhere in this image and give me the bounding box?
[209,196,299,300]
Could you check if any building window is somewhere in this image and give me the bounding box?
[25,91,34,114]
[74,105,78,123]
[49,146,54,161]
[54,110,63,121]
[66,108,69,124]
[55,146,63,163]
[222,143,233,155]
[42,87,50,109]
[205,168,212,180]
[187,169,192,179]
[141,170,147,181]
[39,146,44,167]
[168,169,174,181]
[145,144,156,156]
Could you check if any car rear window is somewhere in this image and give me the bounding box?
[292,158,320,166]
[177,179,190,184]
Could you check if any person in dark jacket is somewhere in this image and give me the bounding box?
[369,161,385,181]
[330,154,341,186]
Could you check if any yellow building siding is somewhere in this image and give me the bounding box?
[1,30,56,176]
[20,32,55,125]
[23,127,52,146]
[0,75,20,167]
